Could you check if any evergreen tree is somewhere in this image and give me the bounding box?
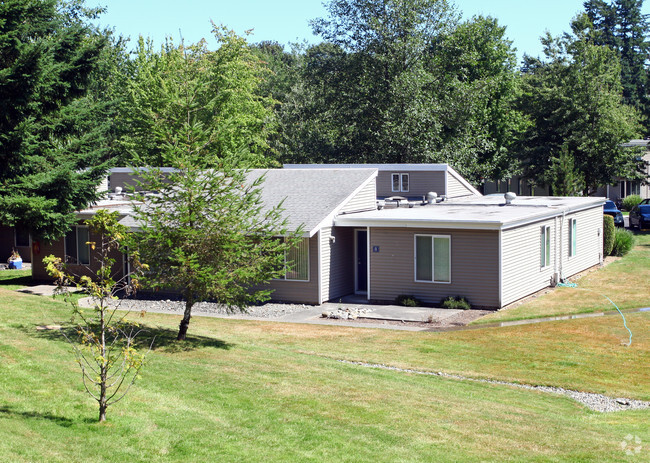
[0,0,109,240]
[583,0,649,128]
[517,26,641,195]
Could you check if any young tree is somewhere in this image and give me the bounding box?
[128,35,301,340]
[0,0,111,240]
[44,210,150,422]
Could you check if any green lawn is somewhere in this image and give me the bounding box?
[0,269,32,290]
[0,289,648,462]
[475,232,650,325]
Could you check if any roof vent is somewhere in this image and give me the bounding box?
[504,192,517,205]
[426,191,438,204]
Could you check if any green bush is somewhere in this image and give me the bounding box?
[611,228,636,257]
[441,296,471,310]
[395,295,421,307]
[603,215,615,256]
[622,194,642,211]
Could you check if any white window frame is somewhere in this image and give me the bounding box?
[391,173,409,193]
[414,234,451,284]
[279,237,310,282]
[568,218,577,258]
[64,225,90,265]
[540,225,551,268]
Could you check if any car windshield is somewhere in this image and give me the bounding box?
[605,201,616,209]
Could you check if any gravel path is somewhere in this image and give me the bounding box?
[338,360,650,413]
[82,297,314,319]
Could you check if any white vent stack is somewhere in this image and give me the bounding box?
[426,192,438,204]
[504,192,517,205]
[115,186,123,196]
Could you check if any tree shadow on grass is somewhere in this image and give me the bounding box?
[0,405,94,427]
[22,322,233,353]
[0,273,32,288]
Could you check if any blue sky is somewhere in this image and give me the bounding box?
[89,0,650,63]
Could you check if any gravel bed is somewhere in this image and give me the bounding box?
[84,297,315,319]
[339,360,650,413]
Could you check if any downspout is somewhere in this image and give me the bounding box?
[559,211,566,282]
[498,228,503,308]
[366,226,371,301]
[317,230,323,305]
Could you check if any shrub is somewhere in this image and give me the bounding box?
[441,296,471,310]
[603,215,615,256]
[611,228,636,257]
[395,295,421,307]
[622,194,642,211]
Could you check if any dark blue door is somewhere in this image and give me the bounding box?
[356,230,367,292]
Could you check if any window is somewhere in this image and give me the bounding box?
[391,173,409,193]
[625,180,641,196]
[282,237,309,281]
[415,235,450,283]
[65,226,90,265]
[14,227,30,247]
[540,225,551,268]
[569,218,577,257]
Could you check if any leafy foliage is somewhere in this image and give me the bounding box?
[276,0,524,182]
[0,0,111,240]
[120,26,278,168]
[395,295,421,307]
[441,296,471,310]
[44,209,150,422]
[517,23,641,194]
[622,194,642,211]
[603,215,616,256]
[611,227,636,256]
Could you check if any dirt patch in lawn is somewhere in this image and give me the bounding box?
[326,309,492,330]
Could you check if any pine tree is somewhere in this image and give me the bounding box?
[0,0,110,240]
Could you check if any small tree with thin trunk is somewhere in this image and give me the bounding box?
[44,209,151,422]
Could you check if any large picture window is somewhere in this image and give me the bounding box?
[415,235,450,283]
[540,225,551,268]
[282,237,309,281]
[65,226,90,265]
[569,218,577,257]
[391,173,409,193]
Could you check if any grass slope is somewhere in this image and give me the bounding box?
[476,233,650,324]
[0,289,648,462]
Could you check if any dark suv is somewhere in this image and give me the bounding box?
[603,200,624,227]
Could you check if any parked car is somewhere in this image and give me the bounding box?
[603,200,625,227]
[629,198,650,230]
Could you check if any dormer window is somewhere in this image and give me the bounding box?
[392,173,409,192]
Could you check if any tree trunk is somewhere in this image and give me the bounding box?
[177,297,194,341]
[99,401,107,422]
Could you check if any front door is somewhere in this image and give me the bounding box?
[356,230,367,293]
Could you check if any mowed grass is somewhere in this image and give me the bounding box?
[475,232,650,324]
[0,289,648,462]
[0,269,32,290]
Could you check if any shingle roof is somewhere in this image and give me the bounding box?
[115,168,378,236]
[248,168,378,236]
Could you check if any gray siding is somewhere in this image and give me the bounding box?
[320,227,355,302]
[376,171,446,198]
[369,228,500,308]
[501,218,557,306]
[340,181,377,214]
[560,207,602,279]
[264,234,320,305]
[446,172,477,198]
